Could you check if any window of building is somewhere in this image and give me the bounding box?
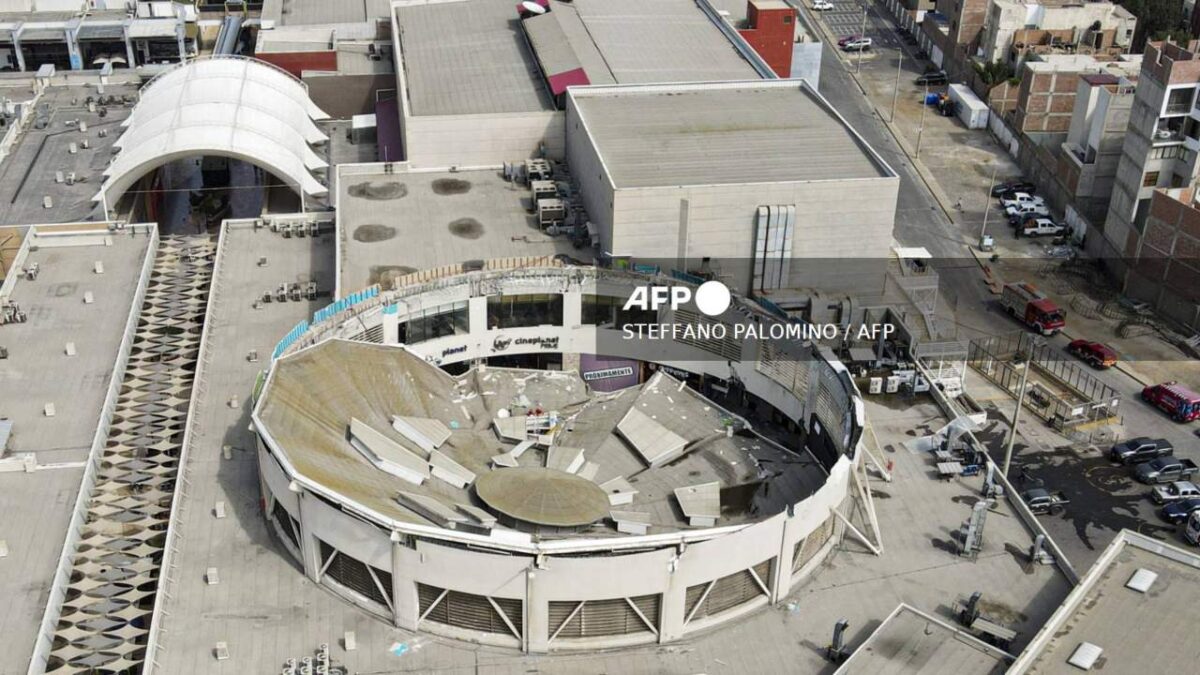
[399,301,469,344]
[581,294,657,328]
[783,14,792,24]
[1143,171,1160,188]
[486,294,563,329]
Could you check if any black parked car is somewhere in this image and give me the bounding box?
[991,180,1037,198]
[915,70,948,86]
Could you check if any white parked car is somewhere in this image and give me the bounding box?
[812,0,834,9]
[999,192,1045,209]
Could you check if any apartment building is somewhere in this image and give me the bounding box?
[977,0,1135,68]
[1096,41,1200,327]
[1126,187,1200,329]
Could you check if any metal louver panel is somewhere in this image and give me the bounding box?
[794,516,835,573]
[362,323,384,343]
[318,540,392,608]
[271,499,300,550]
[549,595,660,639]
[671,309,742,360]
[417,583,522,637]
[685,559,774,622]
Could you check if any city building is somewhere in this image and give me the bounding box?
[920,0,990,76]
[253,263,865,652]
[388,0,767,168]
[881,0,936,41]
[1123,187,1200,329]
[566,80,899,294]
[1008,529,1200,673]
[1013,55,1140,134]
[1096,41,1200,290]
[0,2,197,72]
[976,0,1136,68]
[1057,72,1139,223]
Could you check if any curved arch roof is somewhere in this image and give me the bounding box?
[97,57,330,207]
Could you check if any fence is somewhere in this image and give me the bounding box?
[967,332,1120,428]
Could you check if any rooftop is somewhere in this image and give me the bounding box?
[394,0,554,116]
[1011,530,1200,674]
[154,370,1073,673]
[0,223,154,672]
[536,0,760,85]
[256,339,828,536]
[569,81,893,189]
[261,0,392,26]
[335,166,593,294]
[0,81,137,225]
[835,604,1012,675]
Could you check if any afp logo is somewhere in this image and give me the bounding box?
[623,281,732,317]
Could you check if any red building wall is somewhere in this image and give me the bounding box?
[738,1,795,78]
[256,51,339,78]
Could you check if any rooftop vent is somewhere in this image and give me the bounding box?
[1068,642,1103,670]
[1125,568,1158,593]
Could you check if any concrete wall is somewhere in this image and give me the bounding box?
[404,111,565,168]
[608,178,899,293]
[564,102,615,253]
[303,73,395,119]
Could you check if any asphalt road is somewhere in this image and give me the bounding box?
[800,0,1200,564]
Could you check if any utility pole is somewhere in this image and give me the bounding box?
[980,164,998,240]
[857,8,867,75]
[890,50,903,122]
[916,83,928,157]
[1002,337,1040,477]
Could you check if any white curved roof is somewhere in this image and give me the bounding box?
[97,57,330,206]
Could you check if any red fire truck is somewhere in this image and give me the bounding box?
[1142,382,1200,422]
[999,282,1065,335]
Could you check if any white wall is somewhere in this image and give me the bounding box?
[404,111,565,168]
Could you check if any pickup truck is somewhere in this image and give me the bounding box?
[1109,437,1173,465]
[1005,203,1051,223]
[1135,457,1200,484]
[1017,218,1066,238]
[1021,488,1070,515]
[999,192,1045,209]
[1151,481,1200,505]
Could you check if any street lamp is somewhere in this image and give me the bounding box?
[1002,335,1042,477]
[980,164,999,241]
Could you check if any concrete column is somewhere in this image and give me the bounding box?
[772,512,797,601]
[657,552,688,642]
[469,295,490,332]
[176,22,186,62]
[392,540,418,629]
[12,36,25,72]
[382,308,400,344]
[66,29,82,70]
[525,567,549,653]
[296,492,322,583]
[123,29,135,68]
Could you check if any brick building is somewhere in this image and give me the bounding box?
[738,0,797,78]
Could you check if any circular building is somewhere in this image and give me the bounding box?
[253,263,864,652]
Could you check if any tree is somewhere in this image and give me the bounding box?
[974,59,1015,87]
[1119,0,1189,51]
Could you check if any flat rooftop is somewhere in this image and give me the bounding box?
[836,604,1011,674]
[0,81,137,225]
[261,0,392,26]
[336,166,592,294]
[0,223,154,672]
[538,0,760,85]
[394,0,554,116]
[1014,531,1200,674]
[569,81,892,189]
[257,340,827,535]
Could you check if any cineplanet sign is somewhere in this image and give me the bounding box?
[582,366,635,382]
